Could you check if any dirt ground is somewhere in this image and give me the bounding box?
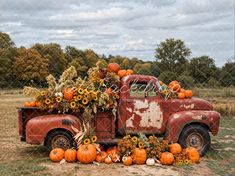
[0,89,234,176]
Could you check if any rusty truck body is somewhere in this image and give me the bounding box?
[17,75,220,155]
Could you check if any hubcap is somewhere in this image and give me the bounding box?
[186,132,204,151]
[51,135,70,150]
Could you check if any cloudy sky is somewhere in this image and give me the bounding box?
[0,0,234,66]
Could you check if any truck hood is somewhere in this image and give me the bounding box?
[169,97,213,112]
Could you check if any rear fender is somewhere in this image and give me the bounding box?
[165,110,220,142]
[25,114,81,144]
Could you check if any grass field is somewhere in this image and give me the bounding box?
[0,88,234,176]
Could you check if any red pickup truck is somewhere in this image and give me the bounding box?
[18,75,220,156]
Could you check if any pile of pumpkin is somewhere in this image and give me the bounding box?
[159,80,193,99]
[49,135,200,167]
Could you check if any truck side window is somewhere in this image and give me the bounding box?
[130,82,147,98]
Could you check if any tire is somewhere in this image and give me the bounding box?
[178,124,211,156]
[44,130,76,151]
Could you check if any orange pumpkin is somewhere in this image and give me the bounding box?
[107,63,120,73]
[77,144,97,164]
[107,146,118,155]
[169,83,181,92]
[126,69,134,75]
[178,92,185,99]
[104,156,112,164]
[186,147,200,163]
[185,90,193,98]
[24,101,36,107]
[169,143,182,155]
[159,152,174,165]
[159,80,163,86]
[105,88,113,95]
[122,156,132,166]
[96,151,108,163]
[131,148,147,165]
[63,88,74,101]
[168,80,179,89]
[64,149,77,163]
[35,101,41,107]
[49,148,65,162]
[118,70,127,78]
[179,88,185,93]
[111,153,120,163]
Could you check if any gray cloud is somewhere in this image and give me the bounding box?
[0,0,234,67]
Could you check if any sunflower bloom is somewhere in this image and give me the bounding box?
[70,101,76,108]
[45,98,51,105]
[163,89,169,95]
[131,136,138,143]
[184,159,190,165]
[178,160,183,165]
[138,141,145,149]
[82,98,89,105]
[84,93,90,99]
[41,91,46,96]
[77,95,82,100]
[91,135,97,143]
[84,138,91,145]
[83,89,89,95]
[71,87,77,92]
[56,97,62,103]
[78,88,84,94]
[93,95,98,101]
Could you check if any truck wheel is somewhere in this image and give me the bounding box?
[178,125,211,156]
[45,130,75,151]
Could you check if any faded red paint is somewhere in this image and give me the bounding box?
[17,74,221,145]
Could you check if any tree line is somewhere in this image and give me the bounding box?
[0,32,234,88]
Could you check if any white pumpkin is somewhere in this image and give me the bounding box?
[146,158,155,166]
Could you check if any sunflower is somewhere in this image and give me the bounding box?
[56,97,62,103]
[93,95,98,101]
[71,87,77,92]
[84,93,90,99]
[138,141,145,149]
[131,136,138,143]
[83,89,89,95]
[84,138,91,145]
[41,91,46,96]
[178,160,184,165]
[163,89,169,95]
[77,95,82,100]
[45,98,51,105]
[78,88,84,94]
[91,135,97,143]
[70,101,76,108]
[82,98,89,105]
[184,159,190,165]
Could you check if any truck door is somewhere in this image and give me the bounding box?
[122,80,164,134]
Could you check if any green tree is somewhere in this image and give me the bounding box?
[0,32,15,49]
[189,56,218,84]
[158,71,177,84]
[155,38,191,74]
[220,61,235,86]
[0,32,17,87]
[13,48,49,86]
[32,43,67,78]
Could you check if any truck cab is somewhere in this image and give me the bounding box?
[18,75,220,156]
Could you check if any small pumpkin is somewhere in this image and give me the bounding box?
[146,158,155,166]
[185,90,193,98]
[132,148,147,165]
[159,80,163,86]
[186,147,200,163]
[178,92,185,99]
[179,88,185,93]
[111,153,120,163]
[126,69,134,75]
[64,149,77,163]
[77,144,97,164]
[35,101,41,107]
[168,80,179,89]
[50,148,65,162]
[118,70,127,78]
[104,155,112,164]
[170,83,181,92]
[169,143,182,155]
[107,63,120,73]
[122,156,132,166]
[160,152,174,165]
[24,101,36,107]
[96,151,108,163]
[63,88,74,100]
[106,146,118,155]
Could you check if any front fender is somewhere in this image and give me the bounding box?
[165,110,220,142]
[25,114,81,144]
